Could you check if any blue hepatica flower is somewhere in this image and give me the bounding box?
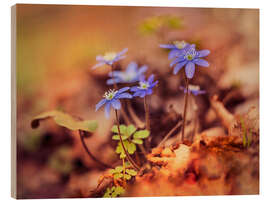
[92,48,128,69]
[169,44,210,79]
[130,74,158,98]
[160,40,189,59]
[106,62,148,85]
[95,87,132,118]
[180,84,206,96]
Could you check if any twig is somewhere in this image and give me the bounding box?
[158,120,182,147]
[79,130,113,169]
[181,77,189,142]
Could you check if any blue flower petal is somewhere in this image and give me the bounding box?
[105,103,111,118]
[106,78,121,85]
[168,50,183,59]
[185,62,195,79]
[117,48,128,57]
[111,99,121,110]
[92,62,105,69]
[115,93,133,99]
[126,62,138,73]
[194,59,209,67]
[148,74,155,83]
[95,99,107,111]
[170,58,185,67]
[138,65,148,74]
[133,91,143,97]
[96,55,104,61]
[160,44,176,49]
[117,87,130,94]
[146,89,153,95]
[139,91,146,98]
[130,86,140,92]
[197,50,210,57]
[150,80,158,88]
[173,61,187,74]
[108,71,123,77]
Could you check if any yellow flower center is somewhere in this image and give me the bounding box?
[186,54,194,60]
[139,82,149,89]
[104,89,118,100]
[103,52,117,61]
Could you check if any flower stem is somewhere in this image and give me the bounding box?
[122,158,126,186]
[144,96,150,131]
[79,130,113,169]
[181,77,189,142]
[115,110,140,171]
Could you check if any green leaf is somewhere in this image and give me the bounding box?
[112,134,129,140]
[31,110,98,133]
[111,186,125,197]
[124,174,131,180]
[108,169,115,174]
[113,173,123,179]
[132,139,143,144]
[115,166,123,173]
[115,142,127,158]
[114,186,125,194]
[111,125,126,134]
[125,169,137,176]
[115,140,136,158]
[127,125,137,136]
[133,130,150,139]
[127,142,136,154]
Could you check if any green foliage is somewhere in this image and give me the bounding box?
[103,186,125,198]
[139,15,183,35]
[116,141,136,158]
[109,164,137,181]
[112,124,150,158]
[31,110,98,133]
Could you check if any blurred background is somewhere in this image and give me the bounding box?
[16,4,259,198]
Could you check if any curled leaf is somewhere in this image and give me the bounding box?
[31,110,98,133]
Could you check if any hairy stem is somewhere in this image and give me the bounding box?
[79,130,112,169]
[115,110,140,171]
[181,77,189,142]
[144,96,150,131]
